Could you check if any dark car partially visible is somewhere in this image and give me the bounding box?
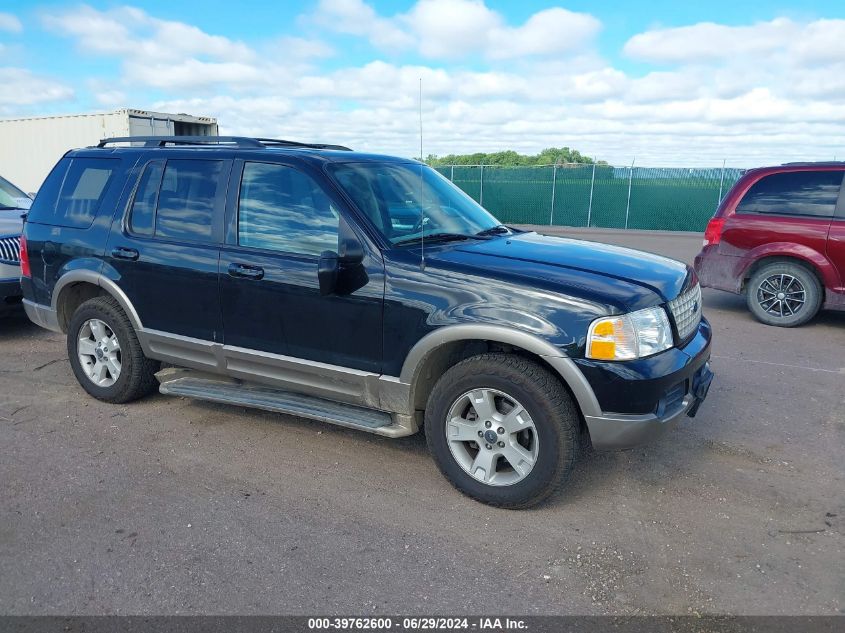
[0,175,31,316]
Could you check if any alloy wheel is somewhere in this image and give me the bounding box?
[756,274,806,318]
[77,318,122,387]
[445,388,539,486]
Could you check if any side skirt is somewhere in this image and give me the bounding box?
[157,368,417,438]
[139,329,417,434]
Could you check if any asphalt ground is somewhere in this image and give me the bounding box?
[1,228,842,616]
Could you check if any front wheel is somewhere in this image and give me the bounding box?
[746,261,822,327]
[424,353,579,509]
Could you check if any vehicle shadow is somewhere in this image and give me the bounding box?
[704,287,845,327]
[0,310,41,341]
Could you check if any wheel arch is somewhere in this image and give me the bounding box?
[741,254,826,298]
[53,270,142,333]
[400,325,602,422]
[738,245,834,293]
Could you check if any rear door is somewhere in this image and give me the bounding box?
[826,183,845,303]
[219,159,384,373]
[106,155,231,342]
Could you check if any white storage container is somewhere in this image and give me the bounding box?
[0,109,218,193]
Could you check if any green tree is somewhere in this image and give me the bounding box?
[425,147,603,167]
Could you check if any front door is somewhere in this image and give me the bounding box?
[219,160,384,374]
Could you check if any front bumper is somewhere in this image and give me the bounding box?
[576,318,713,450]
[0,277,23,315]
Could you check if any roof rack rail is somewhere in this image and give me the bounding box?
[96,136,352,151]
[781,160,845,166]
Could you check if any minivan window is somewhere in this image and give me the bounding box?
[238,162,339,256]
[154,159,223,242]
[736,171,843,217]
[27,157,119,228]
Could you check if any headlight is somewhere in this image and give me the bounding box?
[586,307,674,360]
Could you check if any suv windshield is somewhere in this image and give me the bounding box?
[329,162,500,245]
[0,176,30,210]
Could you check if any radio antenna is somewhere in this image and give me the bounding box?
[419,77,426,271]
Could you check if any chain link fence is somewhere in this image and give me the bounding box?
[435,164,746,232]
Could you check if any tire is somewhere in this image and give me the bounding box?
[424,353,579,509]
[746,261,822,327]
[67,295,160,403]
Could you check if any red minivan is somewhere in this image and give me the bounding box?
[694,163,845,327]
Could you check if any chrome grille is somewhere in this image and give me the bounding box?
[0,235,20,265]
[668,283,702,341]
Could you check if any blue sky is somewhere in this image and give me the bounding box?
[2,1,845,165]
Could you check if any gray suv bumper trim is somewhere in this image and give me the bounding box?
[23,299,61,332]
[585,395,694,450]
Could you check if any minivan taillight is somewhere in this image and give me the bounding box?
[703,217,725,247]
[19,234,31,278]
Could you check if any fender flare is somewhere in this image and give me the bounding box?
[399,324,602,418]
[52,269,143,331]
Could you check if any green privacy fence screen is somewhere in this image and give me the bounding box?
[435,164,746,232]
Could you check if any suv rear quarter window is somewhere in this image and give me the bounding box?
[736,170,844,218]
[28,156,119,228]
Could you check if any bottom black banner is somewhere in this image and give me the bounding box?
[0,616,841,633]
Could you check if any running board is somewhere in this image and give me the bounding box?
[156,368,415,437]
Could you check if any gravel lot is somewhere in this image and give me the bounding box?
[1,228,843,616]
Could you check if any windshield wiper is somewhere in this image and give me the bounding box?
[475,225,512,237]
[394,232,482,247]
[0,205,21,210]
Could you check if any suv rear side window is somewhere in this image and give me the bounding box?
[238,162,339,256]
[736,171,843,217]
[128,159,223,242]
[28,157,119,228]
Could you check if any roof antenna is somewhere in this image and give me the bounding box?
[418,77,426,271]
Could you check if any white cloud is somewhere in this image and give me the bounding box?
[310,0,600,60]
[0,12,22,33]
[0,67,74,113]
[623,17,845,66]
[486,7,601,60]
[310,0,414,50]
[42,5,253,63]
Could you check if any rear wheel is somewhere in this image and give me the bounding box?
[746,261,822,327]
[67,296,160,403]
[424,353,578,509]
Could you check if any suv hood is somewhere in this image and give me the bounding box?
[440,232,692,311]
[0,210,24,236]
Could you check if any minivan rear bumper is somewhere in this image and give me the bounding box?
[575,318,713,450]
[694,246,742,294]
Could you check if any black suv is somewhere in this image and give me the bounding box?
[21,136,713,508]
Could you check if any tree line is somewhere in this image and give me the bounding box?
[424,147,606,167]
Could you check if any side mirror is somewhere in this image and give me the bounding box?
[318,250,339,296]
[338,235,364,265]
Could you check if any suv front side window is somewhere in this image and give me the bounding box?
[736,170,844,217]
[237,162,339,257]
